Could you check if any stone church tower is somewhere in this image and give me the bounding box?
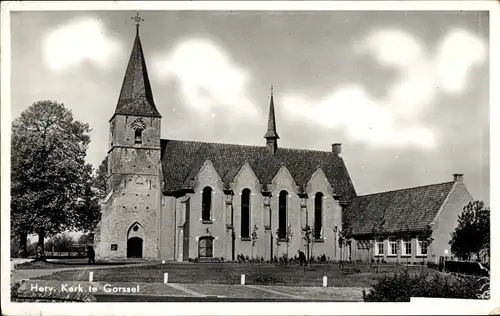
[94,23,162,259]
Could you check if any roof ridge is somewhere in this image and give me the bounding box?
[356,181,455,198]
[161,138,334,154]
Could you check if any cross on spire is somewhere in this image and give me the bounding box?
[131,12,144,32]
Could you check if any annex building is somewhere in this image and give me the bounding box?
[94,23,474,264]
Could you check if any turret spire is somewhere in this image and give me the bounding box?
[113,12,161,120]
[264,85,279,154]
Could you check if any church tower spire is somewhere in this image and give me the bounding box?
[97,12,163,260]
[264,85,279,154]
[113,12,161,119]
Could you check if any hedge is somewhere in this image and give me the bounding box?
[444,260,489,276]
[363,271,487,302]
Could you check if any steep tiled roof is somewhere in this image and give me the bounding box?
[160,139,356,197]
[344,182,455,236]
[114,29,161,119]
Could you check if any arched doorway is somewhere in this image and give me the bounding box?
[127,237,143,258]
[127,222,144,259]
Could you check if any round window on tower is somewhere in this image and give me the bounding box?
[133,225,139,232]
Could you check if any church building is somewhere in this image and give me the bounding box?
[94,20,474,264]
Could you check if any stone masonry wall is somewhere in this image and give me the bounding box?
[95,114,161,259]
[188,161,226,260]
[232,163,265,259]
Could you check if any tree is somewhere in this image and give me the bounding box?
[274,229,281,266]
[449,201,490,261]
[302,224,318,264]
[419,224,434,272]
[371,218,387,273]
[402,224,411,269]
[94,156,108,199]
[302,224,312,261]
[11,101,99,259]
[251,225,259,260]
[338,219,353,273]
[78,232,95,246]
[284,224,293,264]
[45,233,76,253]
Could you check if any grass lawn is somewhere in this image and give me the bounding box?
[36,262,441,288]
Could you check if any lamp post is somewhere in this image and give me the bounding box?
[231,228,236,261]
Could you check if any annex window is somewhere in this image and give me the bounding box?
[389,237,398,256]
[110,244,118,251]
[201,186,212,221]
[417,237,428,256]
[402,238,412,256]
[241,189,251,239]
[375,239,384,256]
[278,190,288,239]
[314,192,323,240]
[357,240,370,250]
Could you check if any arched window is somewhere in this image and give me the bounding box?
[314,192,323,239]
[278,190,288,239]
[134,129,142,144]
[198,236,214,257]
[241,189,251,239]
[202,187,212,221]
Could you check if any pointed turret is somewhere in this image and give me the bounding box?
[113,21,161,119]
[264,85,279,154]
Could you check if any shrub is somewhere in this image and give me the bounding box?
[363,271,483,302]
[444,260,489,276]
[427,262,439,270]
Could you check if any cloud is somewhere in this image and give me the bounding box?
[43,18,123,72]
[153,38,259,119]
[282,28,487,149]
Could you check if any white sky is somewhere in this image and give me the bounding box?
[11,10,490,204]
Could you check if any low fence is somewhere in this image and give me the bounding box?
[30,245,89,259]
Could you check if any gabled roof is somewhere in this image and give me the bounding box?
[113,29,161,119]
[160,139,356,197]
[344,181,455,236]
